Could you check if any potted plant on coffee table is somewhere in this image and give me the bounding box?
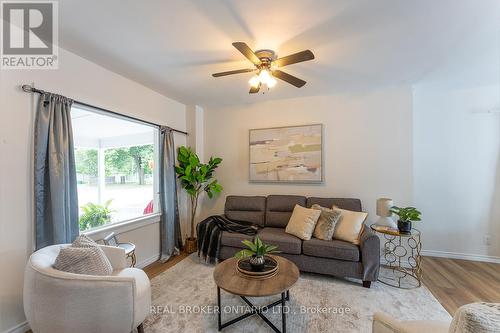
[235,236,280,271]
[175,146,223,253]
[389,206,422,234]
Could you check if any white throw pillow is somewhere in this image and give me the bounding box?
[285,204,321,240]
[332,208,368,244]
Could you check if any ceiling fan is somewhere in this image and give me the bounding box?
[212,42,315,94]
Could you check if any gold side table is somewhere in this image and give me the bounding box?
[371,225,422,289]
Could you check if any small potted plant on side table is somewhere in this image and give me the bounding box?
[235,237,280,271]
[389,206,422,234]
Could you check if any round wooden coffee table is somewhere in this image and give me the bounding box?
[213,255,299,333]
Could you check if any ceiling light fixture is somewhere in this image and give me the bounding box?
[214,42,315,94]
[248,69,278,89]
[249,75,260,88]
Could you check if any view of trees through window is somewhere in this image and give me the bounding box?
[72,105,158,231]
[75,144,156,231]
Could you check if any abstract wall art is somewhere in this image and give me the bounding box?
[249,124,323,183]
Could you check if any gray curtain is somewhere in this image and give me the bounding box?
[159,126,182,262]
[34,93,79,250]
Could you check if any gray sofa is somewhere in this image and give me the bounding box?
[218,195,380,288]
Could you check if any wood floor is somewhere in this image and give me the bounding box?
[23,254,499,333]
[144,251,190,279]
[421,256,500,315]
[143,254,500,316]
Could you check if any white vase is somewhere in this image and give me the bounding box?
[375,216,397,229]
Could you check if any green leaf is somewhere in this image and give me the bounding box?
[255,236,263,249]
[264,245,278,253]
[189,155,199,167]
[235,249,254,259]
[178,146,188,156]
[241,240,257,252]
[200,164,208,176]
[186,188,197,196]
[174,166,184,175]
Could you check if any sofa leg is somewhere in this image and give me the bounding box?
[137,323,144,333]
[362,281,371,288]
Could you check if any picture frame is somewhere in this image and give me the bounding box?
[249,124,323,183]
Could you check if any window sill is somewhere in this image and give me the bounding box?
[82,213,161,240]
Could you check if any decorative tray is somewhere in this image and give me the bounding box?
[236,256,279,280]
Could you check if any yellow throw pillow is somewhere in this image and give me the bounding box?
[285,204,321,240]
[332,208,368,244]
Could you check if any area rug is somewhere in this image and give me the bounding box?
[143,255,451,332]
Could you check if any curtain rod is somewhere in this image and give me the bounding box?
[21,84,188,135]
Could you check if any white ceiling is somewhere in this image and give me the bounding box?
[58,0,500,107]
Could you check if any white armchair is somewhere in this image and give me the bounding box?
[24,244,151,333]
[373,302,500,333]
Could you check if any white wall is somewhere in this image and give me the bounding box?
[413,84,500,260]
[200,87,414,224]
[0,47,187,333]
[412,26,500,261]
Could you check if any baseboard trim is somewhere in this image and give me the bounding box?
[2,321,29,333]
[136,253,160,269]
[422,250,500,264]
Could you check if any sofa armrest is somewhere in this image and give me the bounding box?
[359,225,380,281]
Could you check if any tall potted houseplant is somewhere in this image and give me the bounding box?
[175,146,222,253]
[389,206,422,234]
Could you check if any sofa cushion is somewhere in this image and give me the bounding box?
[265,195,307,228]
[225,195,266,226]
[257,227,302,255]
[220,231,254,249]
[307,197,362,212]
[303,238,360,261]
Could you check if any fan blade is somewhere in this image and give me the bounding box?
[272,70,306,88]
[274,50,314,67]
[212,68,255,77]
[249,83,261,94]
[232,42,261,65]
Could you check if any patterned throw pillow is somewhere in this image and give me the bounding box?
[72,234,98,248]
[53,235,113,276]
[311,204,342,240]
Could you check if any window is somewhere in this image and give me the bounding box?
[71,105,159,231]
